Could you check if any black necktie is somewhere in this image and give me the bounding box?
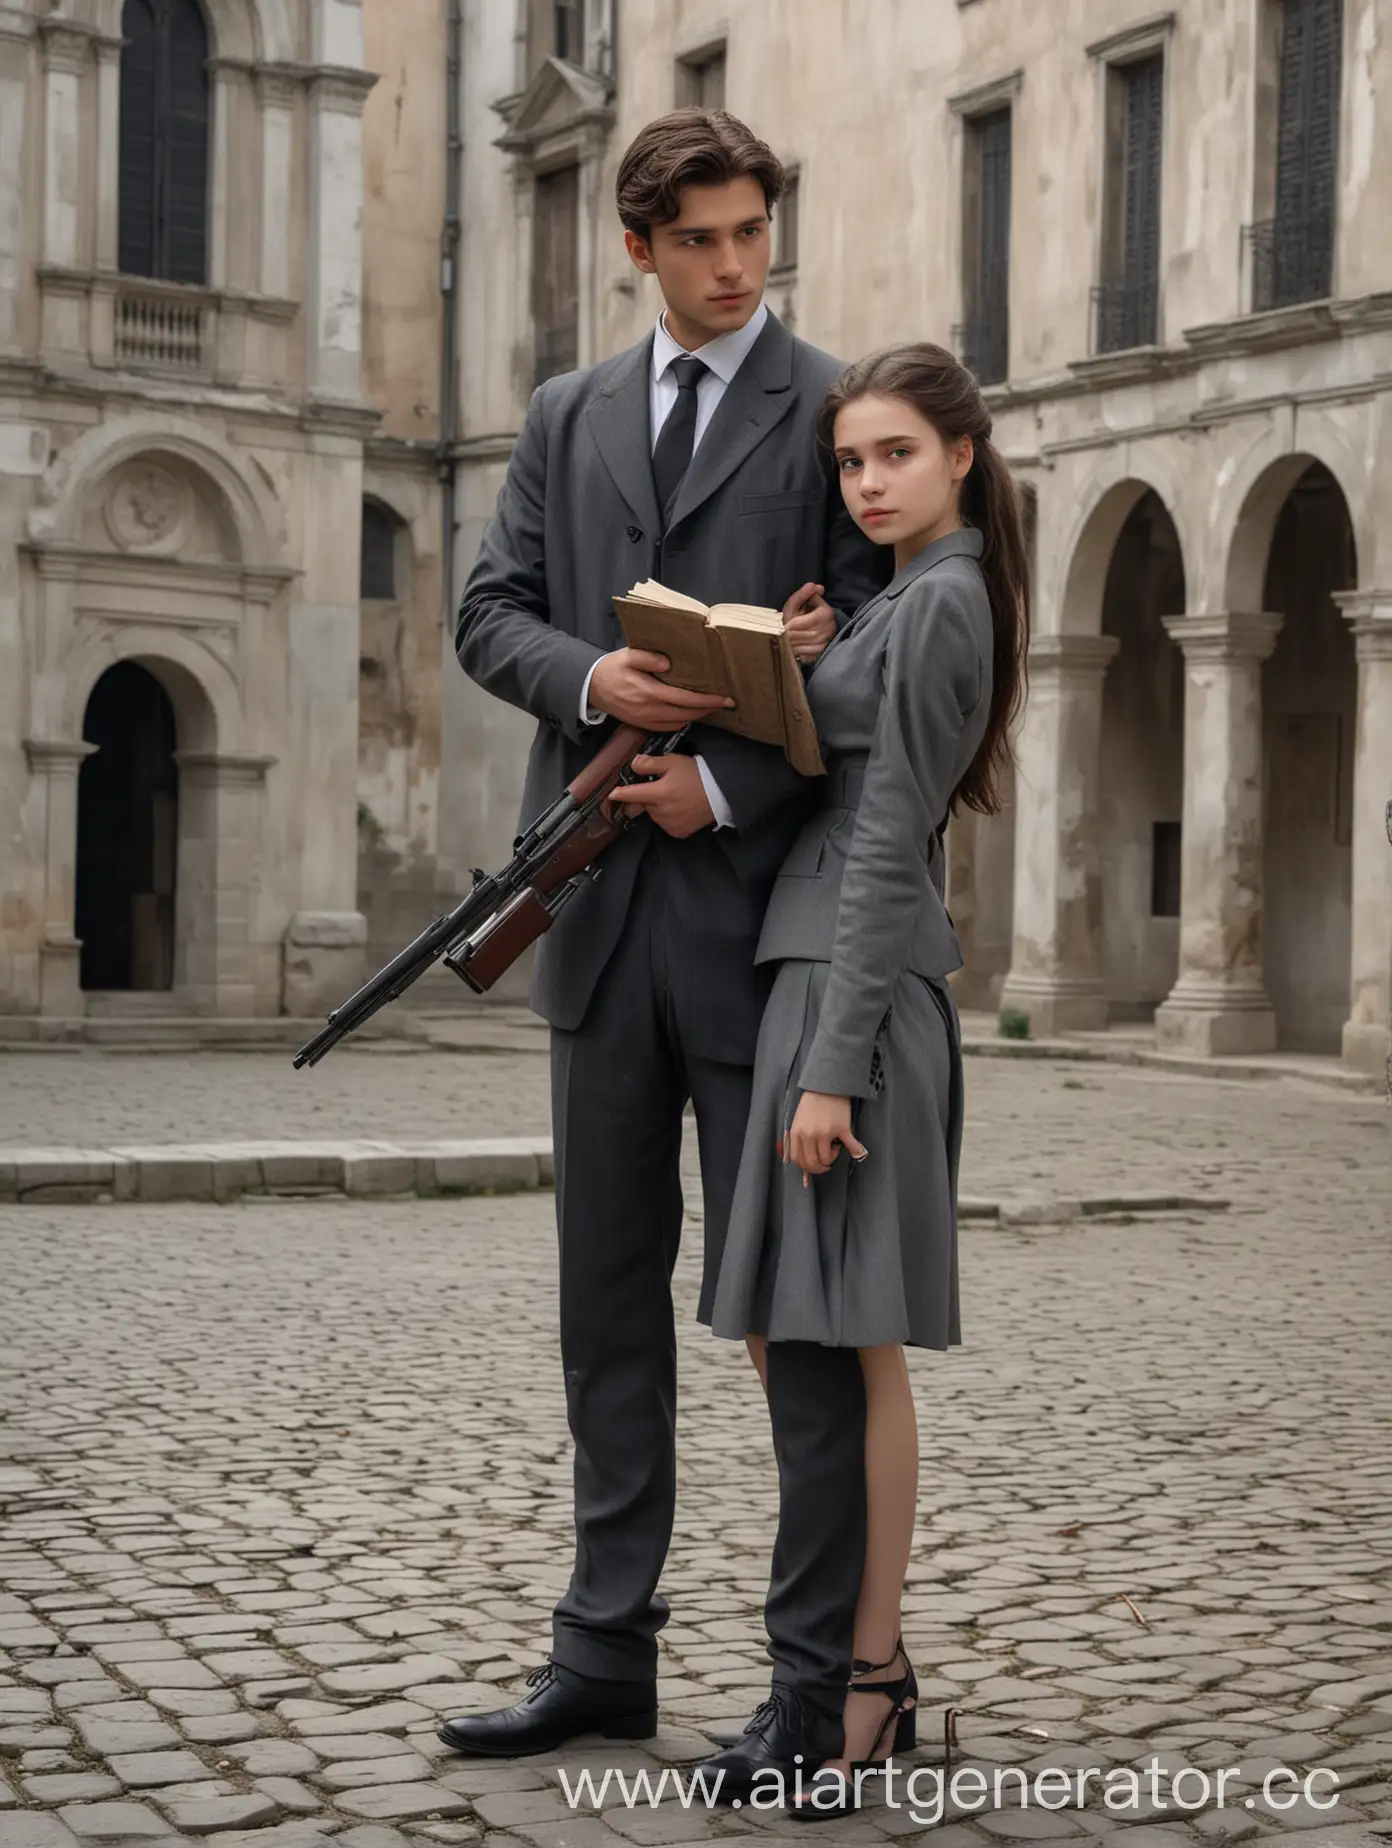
[652,354,708,525]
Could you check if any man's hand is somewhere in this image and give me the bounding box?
[783,582,838,664]
[589,649,734,731]
[606,754,716,839]
[784,1089,866,1186]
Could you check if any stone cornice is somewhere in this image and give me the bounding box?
[1065,343,1198,393]
[1086,11,1176,62]
[449,432,522,464]
[948,68,1023,117]
[300,397,383,439]
[174,750,278,785]
[1162,611,1283,663]
[305,64,379,114]
[1027,633,1121,675]
[22,539,297,597]
[1333,589,1392,659]
[1182,300,1340,358]
[0,8,37,45]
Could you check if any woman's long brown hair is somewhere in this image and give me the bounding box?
[816,343,1031,817]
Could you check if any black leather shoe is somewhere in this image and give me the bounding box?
[696,1685,841,1803]
[437,1661,658,1758]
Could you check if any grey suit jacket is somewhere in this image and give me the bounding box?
[756,529,994,1098]
[456,311,889,1053]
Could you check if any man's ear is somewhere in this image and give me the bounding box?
[625,228,657,275]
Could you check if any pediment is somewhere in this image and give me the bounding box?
[495,57,612,152]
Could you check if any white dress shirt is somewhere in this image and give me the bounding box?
[579,302,772,831]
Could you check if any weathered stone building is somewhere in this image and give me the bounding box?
[444,0,1392,1076]
[0,0,450,1024]
[4,0,1389,1081]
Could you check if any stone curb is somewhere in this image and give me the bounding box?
[0,1146,1229,1222]
[0,1137,553,1206]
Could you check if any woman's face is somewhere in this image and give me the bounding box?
[832,394,973,561]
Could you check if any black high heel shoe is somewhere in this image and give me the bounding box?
[787,1638,918,1823]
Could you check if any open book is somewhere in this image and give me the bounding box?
[612,580,825,778]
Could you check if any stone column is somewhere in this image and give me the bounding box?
[1336,592,1392,1076]
[305,64,376,403]
[94,34,121,271]
[257,69,298,300]
[0,14,33,353]
[999,633,1120,1034]
[40,24,85,266]
[1155,611,1282,1056]
[24,739,98,1017]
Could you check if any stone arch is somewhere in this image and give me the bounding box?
[1217,419,1370,613]
[91,0,292,60]
[29,417,284,566]
[63,627,241,758]
[1054,457,1192,635]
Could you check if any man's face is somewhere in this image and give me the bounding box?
[625,174,771,348]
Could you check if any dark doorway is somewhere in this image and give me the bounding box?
[76,662,179,992]
[1261,462,1356,1050]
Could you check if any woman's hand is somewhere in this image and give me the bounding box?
[784,1090,866,1184]
[783,583,837,663]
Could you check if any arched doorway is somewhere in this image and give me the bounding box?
[1099,489,1186,1019]
[1261,462,1357,1050]
[75,662,179,992]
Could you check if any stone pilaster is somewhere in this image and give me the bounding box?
[0,14,33,353]
[1155,611,1282,1056]
[257,69,299,300]
[40,24,87,267]
[23,738,98,1017]
[999,632,1120,1034]
[94,36,121,271]
[1335,592,1392,1077]
[305,64,377,404]
[173,751,276,1017]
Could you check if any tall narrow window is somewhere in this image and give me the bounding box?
[553,0,585,64]
[775,168,800,271]
[1096,56,1163,351]
[1250,0,1342,309]
[533,165,580,386]
[676,45,726,110]
[118,0,211,285]
[361,502,402,601]
[959,108,1011,386]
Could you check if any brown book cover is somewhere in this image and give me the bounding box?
[613,581,825,777]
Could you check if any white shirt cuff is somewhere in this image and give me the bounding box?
[695,755,734,831]
[579,658,606,726]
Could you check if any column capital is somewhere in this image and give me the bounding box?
[256,65,302,108]
[174,750,278,787]
[1333,588,1392,660]
[38,20,92,73]
[1027,632,1120,677]
[1162,610,1283,663]
[305,64,378,114]
[24,738,98,774]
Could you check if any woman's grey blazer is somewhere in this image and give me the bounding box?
[756,527,994,1099]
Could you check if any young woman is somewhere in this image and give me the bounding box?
[706,343,1030,1818]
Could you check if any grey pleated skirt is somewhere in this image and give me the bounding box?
[706,959,964,1351]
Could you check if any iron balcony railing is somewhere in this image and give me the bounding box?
[1091,276,1159,355]
[952,310,1008,387]
[1243,210,1334,313]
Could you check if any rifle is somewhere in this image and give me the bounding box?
[292,724,686,1069]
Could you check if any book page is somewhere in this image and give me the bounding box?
[709,603,785,634]
[625,580,711,616]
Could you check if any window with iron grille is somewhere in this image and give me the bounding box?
[775,169,800,271]
[533,165,580,387]
[1095,55,1163,352]
[676,46,727,110]
[119,0,211,285]
[958,108,1011,386]
[1248,0,1342,310]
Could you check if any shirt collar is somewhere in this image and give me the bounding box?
[652,299,769,387]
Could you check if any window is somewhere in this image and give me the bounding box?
[958,107,1012,386]
[528,0,587,76]
[1247,0,1342,310]
[533,165,580,386]
[1095,56,1164,351]
[361,502,401,601]
[775,168,800,271]
[1151,821,1182,918]
[118,0,211,285]
[677,45,727,110]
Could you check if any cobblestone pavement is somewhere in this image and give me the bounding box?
[1,1055,1389,1848]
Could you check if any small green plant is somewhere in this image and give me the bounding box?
[998,1006,1031,1041]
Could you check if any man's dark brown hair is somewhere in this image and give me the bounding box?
[615,109,785,240]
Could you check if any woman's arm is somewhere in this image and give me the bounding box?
[796,573,987,1100]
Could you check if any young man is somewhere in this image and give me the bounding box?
[438,110,887,1769]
